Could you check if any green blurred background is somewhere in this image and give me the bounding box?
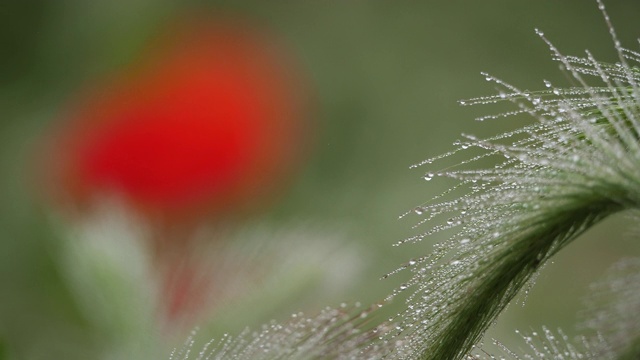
[2,1,640,358]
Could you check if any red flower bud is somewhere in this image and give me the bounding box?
[44,16,310,226]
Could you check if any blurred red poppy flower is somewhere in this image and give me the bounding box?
[44,16,310,227]
[40,14,312,326]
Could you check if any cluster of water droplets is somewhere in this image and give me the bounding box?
[470,257,640,359]
[386,1,640,357]
[169,302,402,360]
[469,327,594,360]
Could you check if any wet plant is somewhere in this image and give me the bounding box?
[177,1,640,359]
[472,257,640,359]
